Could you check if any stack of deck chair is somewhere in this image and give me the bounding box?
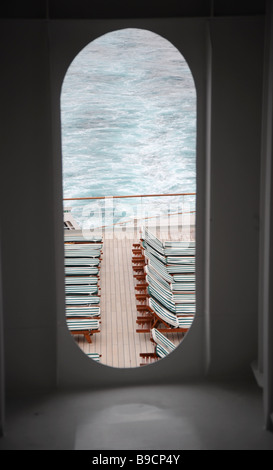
[132,227,195,335]
[64,233,103,350]
[139,328,176,366]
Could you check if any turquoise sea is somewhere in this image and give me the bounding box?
[61,28,196,229]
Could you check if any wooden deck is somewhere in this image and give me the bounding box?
[70,226,195,368]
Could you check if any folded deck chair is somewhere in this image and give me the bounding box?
[166,263,195,274]
[141,227,195,249]
[148,284,195,314]
[139,328,181,364]
[171,282,195,291]
[136,283,176,313]
[65,244,102,252]
[166,255,195,265]
[172,292,195,303]
[65,242,103,250]
[172,274,195,282]
[164,240,195,249]
[149,283,195,314]
[164,246,195,256]
[87,352,101,362]
[146,272,173,298]
[146,250,195,276]
[65,305,100,317]
[174,303,196,314]
[65,284,98,295]
[142,243,195,268]
[145,264,171,289]
[139,344,170,366]
[65,266,99,276]
[67,318,100,343]
[65,295,100,305]
[151,327,176,353]
[150,297,195,326]
[136,297,194,333]
[64,257,100,266]
[64,234,103,243]
[141,227,165,255]
[141,227,195,256]
[148,297,180,328]
[145,264,195,295]
[155,343,171,358]
[64,249,101,258]
[146,253,173,283]
[142,242,167,264]
[136,275,196,315]
[145,265,195,292]
[65,276,98,285]
[171,274,196,291]
[164,240,195,256]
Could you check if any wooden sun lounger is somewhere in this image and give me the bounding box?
[144,248,195,274]
[145,253,173,283]
[65,242,103,249]
[136,314,194,334]
[137,284,195,315]
[140,227,165,255]
[164,240,195,248]
[166,264,195,273]
[139,327,177,365]
[67,318,100,343]
[133,229,196,335]
[139,344,169,366]
[65,276,98,285]
[64,234,103,243]
[65,295,100,305]
[151,327,176,352]
[65,266,99,276]
[65,250,102,259]
[145,264,195,292]
[64,257,101,266]
[65,305,101,317]
[65,284,99,295]
[141,227,195,255]
[87,352,102,362]
[136,297,195,333]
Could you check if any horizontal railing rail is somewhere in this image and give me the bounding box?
[63,192,196,201]
[63,192,196,234]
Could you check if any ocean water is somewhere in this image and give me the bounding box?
[61,28,196,229]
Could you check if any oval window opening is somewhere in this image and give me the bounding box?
[61,28,196,368]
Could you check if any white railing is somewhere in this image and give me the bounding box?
[63,192,196,239]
